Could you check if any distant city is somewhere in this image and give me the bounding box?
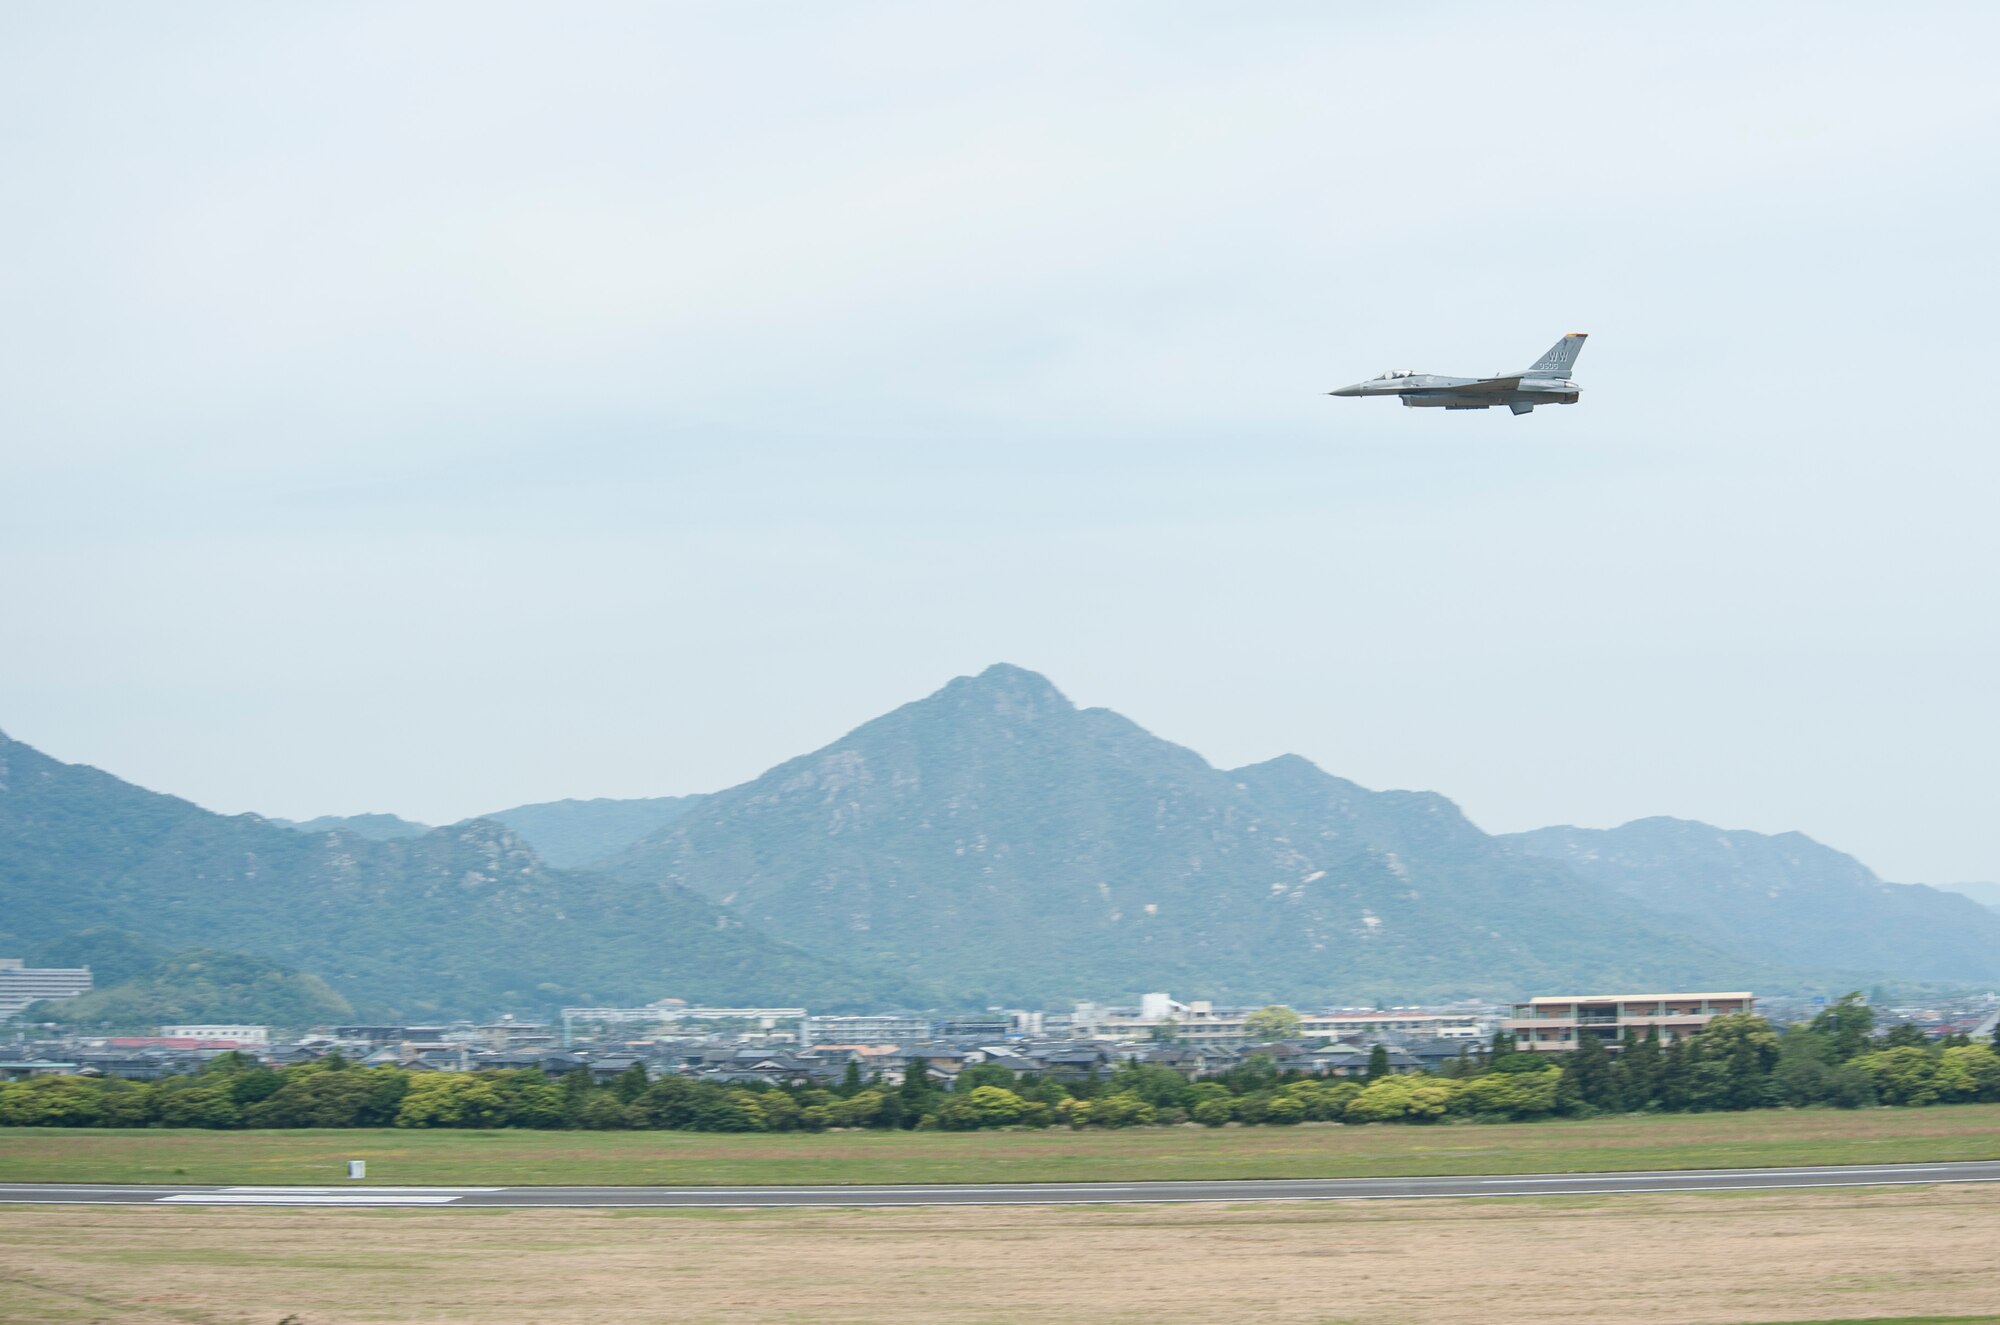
[6,976,1996,1090]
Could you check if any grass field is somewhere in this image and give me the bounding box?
[3,1185,1998,1324]
[2,1102,1998,1187]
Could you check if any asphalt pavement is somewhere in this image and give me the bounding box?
[4,1160,1998,1207]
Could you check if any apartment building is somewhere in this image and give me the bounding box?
[1505,992,1755,1052]
[0,959,93,1020]
[160,1024,270,1044]
[1077,995,1484,1044]
[799,1015,931,1047]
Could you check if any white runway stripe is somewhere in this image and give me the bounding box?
[157,1192,466,1205]
[215,1192,500,1200]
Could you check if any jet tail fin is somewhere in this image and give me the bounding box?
[1522,333,1587,378]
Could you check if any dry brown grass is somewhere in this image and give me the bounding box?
[3,1184,1998,1325]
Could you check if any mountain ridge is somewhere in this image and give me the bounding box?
[1504,816,2000,985]
[9,663,1996,1016]
[598,664,1774,1004]
[0,731,926,1018]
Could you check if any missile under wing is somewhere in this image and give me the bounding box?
[1329,334,1587,414]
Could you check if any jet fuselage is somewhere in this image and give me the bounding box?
[1329,334,1587,415]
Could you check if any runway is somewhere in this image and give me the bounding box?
[5,1160,2000,1207]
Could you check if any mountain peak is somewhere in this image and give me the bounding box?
[1232,752,1329,782]
[930,663,1074,719]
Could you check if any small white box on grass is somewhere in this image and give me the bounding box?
[347,1160,366,1180]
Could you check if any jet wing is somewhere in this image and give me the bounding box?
[1450,376,1520,393]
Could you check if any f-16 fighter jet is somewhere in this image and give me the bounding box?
[1329,333,1586,414]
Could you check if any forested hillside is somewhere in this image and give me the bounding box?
[9,665,1997,1019]
[1505,818,2000,985]
[0,729,925,1018]
[599,666,1758,1005]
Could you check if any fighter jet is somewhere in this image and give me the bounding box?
[1329,333,1586,414]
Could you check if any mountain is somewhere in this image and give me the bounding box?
[477,796,706,869]
[1504,818,2000,985]
[0,728,925,1018]
[24,927,166,987]
[1935,881,2000,913]
[11,668,1993,1015]
[32,948,354,1030]
[598,664,1757,1005]
[266,800,702,867]
[269,812,432,840]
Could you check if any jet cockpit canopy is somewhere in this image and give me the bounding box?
[1375,368,1417,380]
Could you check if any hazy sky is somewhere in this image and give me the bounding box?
[3,4,1996,882]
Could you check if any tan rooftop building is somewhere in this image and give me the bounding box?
[1505,992,1754,1052]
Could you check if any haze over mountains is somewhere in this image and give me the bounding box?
[5,665,1998,1021]
[0,730,917,1018]
[1505,819,2000,985]
[1937,881,2000,913]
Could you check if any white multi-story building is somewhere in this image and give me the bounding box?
[800,1015,932,1047]
[160,1025,270,1044]
[1078,994,1485,1044]
[0,959,93,1020]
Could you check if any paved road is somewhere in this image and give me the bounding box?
[4,1160,1999,1207]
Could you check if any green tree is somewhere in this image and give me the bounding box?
[1772,1028,1834,1107]
[1191,1096,1235,1126]
[1851,1045,1943,1106]
[832,1089,887,1127]
[491,1073,564,1129]
[1823,1061,1878,1108]
[1808,993,1875,1063]
[935,1084,1031,1130]
[838,1060,865,1097]
[1454,1066,1561,1119]
[1879,1022,1928,1049]
[896,1057,938,1127]
[0,1076,115,1127]
[1226,1054,1280,1094]
[1261,1093,1307,1124]
[1365,1044,1391,1082]
[1077,1091,1154,1128]
[1941,1044,2000,1102]
[954,1062,1018,1093]
[225,1067,287,1108]
[1346,1075,1458,1123]
[246,1068,403,1128]
[558,1066,595,1123]
[1614,1029,1663,1110]
[1107,1061,1194,1110]
[1656,1038,1691,1112]
[612,1062,651,1103]
[1564,1032,1619,1112]
[394,1073,510,1128]
[1681,1014,1779,1112]
[1243,1005,1302,1042]
[151,1075,242,1128]
[578,1093,633,1129]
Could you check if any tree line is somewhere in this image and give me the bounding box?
[3,996,1996,1131]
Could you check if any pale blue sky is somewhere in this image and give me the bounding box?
[3,3,1996,882]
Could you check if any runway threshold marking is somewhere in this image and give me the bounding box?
[154,1186,498,1206]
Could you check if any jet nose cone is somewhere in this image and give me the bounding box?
[1329,384,1362,397]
